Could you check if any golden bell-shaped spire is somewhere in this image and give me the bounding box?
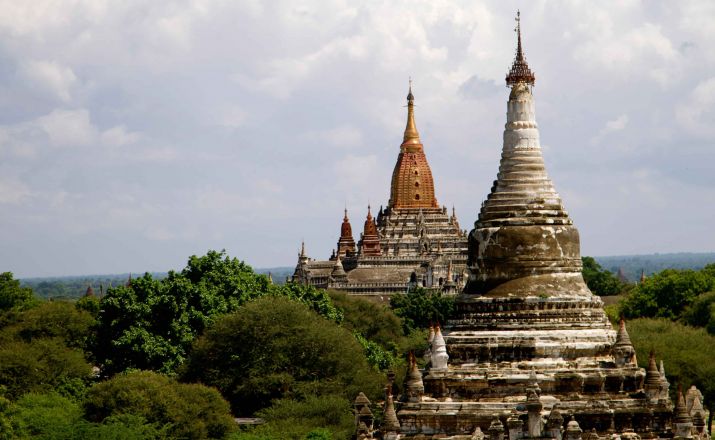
[402,78,421,146]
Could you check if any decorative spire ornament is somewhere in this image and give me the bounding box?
[403,77,420,145]
[506,10,535,87]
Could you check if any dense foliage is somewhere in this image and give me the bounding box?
[182,296,383,416]
[620,264,715,329]
[581,256,626,296]
[231,395,354,440]
[94,250,341,375]
[627,318,715,422]
[390,287,454,332]
[0,272,36,312]
[0,300,95,400]
[85,370,236,439]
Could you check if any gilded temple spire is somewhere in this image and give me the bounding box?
[506,10,535,87]
[403,78,421,145]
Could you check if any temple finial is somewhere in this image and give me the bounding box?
[506,10,535,86]
[403,78,420,145]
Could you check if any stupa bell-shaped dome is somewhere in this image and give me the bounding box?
[464,19,589,298]
[389,81,438,209]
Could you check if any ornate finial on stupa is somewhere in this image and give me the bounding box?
[506,10,535,87]
[85,285,95,297]
[126,273,132,287]
[300,240,306,257]
[403,78,421,145]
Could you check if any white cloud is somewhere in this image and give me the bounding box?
[1,0,714,276]
[18,60,77,102]
[0,178,32,204]
[573,22,678,85]
[676,77,715,136]
[302,125,363,148]
[36,109,97,147]
[0,108,145,153]
[333,153,382,194]
[100,125,140,147]
[590,114,629,145]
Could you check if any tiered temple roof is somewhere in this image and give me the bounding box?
[293,84,468,300]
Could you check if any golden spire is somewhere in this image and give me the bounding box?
[402,78,421,146]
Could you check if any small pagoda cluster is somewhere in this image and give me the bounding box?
[353,12,711,440]
[293,82,468,300]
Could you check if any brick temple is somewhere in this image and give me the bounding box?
[292,83,468,300]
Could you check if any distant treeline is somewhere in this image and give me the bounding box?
[595,252,715,282]
[18,252,715,300]
[21,273,168,300]
[21,268,293,300]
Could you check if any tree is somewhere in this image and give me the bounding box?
[231,395,354,440]
[94,250,341,375]
[390,287,454,333]
[2,301,95,351]
[581,256,624,296]
[85,370,235,439]
[7,392,163,440]
[627,318,715,434]
[620,267,715,319]
[0,272,35,312]
[9,392,84,439]
[329,290,403,348]
[682,291,715,335]
[182,296,384,416]
[0,338,92,400]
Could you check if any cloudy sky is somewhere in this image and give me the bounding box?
[1,1,714,277]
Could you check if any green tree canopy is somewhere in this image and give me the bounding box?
[620,265,715,319]
[8,391,164,440]
[85,370,235,439]
[0,272,35,312]
[1,301,95,350]
[182,296,383,416]
[682,290,715,335]
[0,300,96,400]
[0,338,92,400]
[94,250,341,375]
[231,395,354,440]
[581,256,625,296]
[627,318,715,424]
[390,287,454,333]
[329,290,403,348]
